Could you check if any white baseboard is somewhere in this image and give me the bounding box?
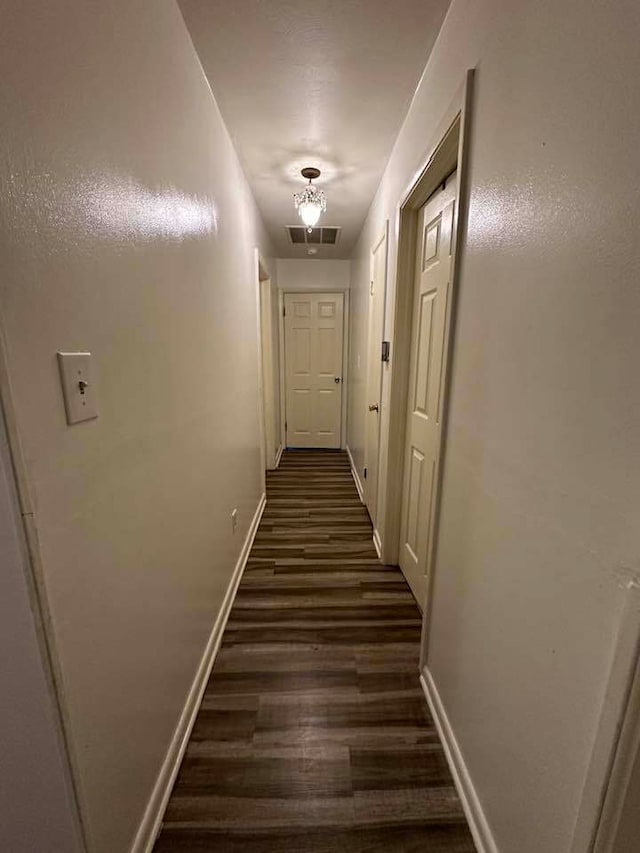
[420,669,498,853]
[372,528,382,559]
[345,445,365,504]
[274,444,283,468]
[131,492,267,853]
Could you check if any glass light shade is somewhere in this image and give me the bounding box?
[293,178,327,230]
[298,201,322,228]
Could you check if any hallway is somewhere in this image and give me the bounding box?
[5,2,640,849]
[154,451,476,852]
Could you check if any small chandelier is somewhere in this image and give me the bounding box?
[293,167,327,232]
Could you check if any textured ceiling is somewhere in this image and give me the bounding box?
[178,0,451,258]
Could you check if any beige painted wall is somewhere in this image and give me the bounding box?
[348,0,640,850]
[0,2,274,851]
[276,258,351,291]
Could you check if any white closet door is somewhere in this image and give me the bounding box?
[399,173,457,605]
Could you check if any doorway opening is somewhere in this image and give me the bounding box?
[379,72,474,651]
[363,224,388,550]
[571,583,640,853]
[280,291,347,449]
[397,169,458,608]
[255,253,281,484]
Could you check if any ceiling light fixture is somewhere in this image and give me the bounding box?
[293,167,327,232]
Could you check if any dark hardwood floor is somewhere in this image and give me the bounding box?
[154,450,476,852]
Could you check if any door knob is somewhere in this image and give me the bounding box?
[368,403,379,412]
[334,377,342,384]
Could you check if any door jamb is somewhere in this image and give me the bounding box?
[571,580,640,853]
[277,289,286,450]
[379,71,474,667]
[259,277,278,469]
[278,288,350,450]
[254,247,279,473]
[0,292,87,849]
[253,249,273,490]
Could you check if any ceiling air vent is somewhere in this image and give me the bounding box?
[286,226,341,246]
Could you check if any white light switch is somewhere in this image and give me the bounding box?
[57,352,98,425]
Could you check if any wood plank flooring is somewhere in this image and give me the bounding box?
[154,450,476,852]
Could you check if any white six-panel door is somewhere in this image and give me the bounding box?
[284,292,344,448]
[399,173,457,606]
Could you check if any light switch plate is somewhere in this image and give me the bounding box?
[57,352,98,425]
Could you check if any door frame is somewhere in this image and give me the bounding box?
[364,222,389,545]
[0,298,87,848]
[253,250,275,488]
[261,278,277,470]
[379,70,474,661]
[254,249,280,471]
[278,287,350,450]
[571,580,640,853]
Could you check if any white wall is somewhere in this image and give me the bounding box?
[277,258,351,291]
[0,405,81,852]
[349,0,640,850]
[0,3,274,852]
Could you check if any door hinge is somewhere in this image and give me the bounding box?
[285,420,287,432]
[283,305,286,317]
[363,467,367,480]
